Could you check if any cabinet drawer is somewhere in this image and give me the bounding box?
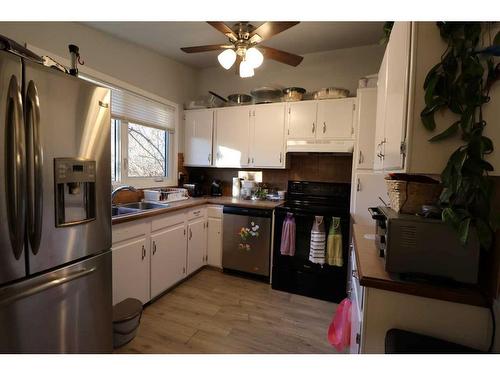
[113,220,149,245]
[187,207,206,221]
[151,211,186,232]
[207,205,223,219]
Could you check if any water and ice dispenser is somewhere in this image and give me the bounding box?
[54,158,96,227]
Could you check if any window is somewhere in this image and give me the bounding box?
[127,122,169,178]
[108,86,176,187]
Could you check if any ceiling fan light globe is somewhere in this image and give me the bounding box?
[239,60,255,78]
[217,49,236,70]
[246,47,264,68]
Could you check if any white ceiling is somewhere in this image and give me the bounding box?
[83,22,385,68]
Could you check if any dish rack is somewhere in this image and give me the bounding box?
[143,187,189,203]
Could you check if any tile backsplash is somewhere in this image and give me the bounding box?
[185,153,353,196]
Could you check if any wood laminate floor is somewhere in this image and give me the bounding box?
[115,268,339,354]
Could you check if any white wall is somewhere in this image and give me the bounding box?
[197,44,385,98]
[0,22,199,153]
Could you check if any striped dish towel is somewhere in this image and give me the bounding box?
[309,216,326,265]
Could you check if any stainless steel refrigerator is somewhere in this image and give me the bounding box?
[0,39,113,353]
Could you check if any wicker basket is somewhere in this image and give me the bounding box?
[385,179,442,214]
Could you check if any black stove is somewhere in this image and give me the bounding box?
[272,181,351,303]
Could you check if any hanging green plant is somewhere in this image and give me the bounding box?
[421,22,500,250]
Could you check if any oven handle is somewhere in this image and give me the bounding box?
[277,207,349,219]
[368,207,385,221]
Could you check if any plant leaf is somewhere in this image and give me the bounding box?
[421,111,436,131]
[476,219,493,250]
[494,31,500,46]
[458,217,471,245]
[428,121,460,142]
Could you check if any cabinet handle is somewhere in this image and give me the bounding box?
[279,152,282,163]
[184,228,186,236]
[152,241,156,255]
[193,210,200,215]
[358,150,363,164]
[357,178,361,192]
[189,228,192,240]
[356,333,361,345]
[247,156,250,164]
[323,121,326,134]
[312,122,315,133]
[183,267,186,274]
[208,153,211,163]
[352,269,358,279]
[141,245,146,260]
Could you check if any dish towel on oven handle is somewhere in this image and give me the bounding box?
[309,216,326,265]
[326,217,343,267]
[280,212,296,256]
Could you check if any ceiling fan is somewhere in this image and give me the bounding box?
[180,21,303,78]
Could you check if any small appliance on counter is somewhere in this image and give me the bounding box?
[183,183,203,197]
[369,206,480,284]
[143,187,188,203]
[210,179,223,196]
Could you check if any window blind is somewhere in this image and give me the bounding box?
[111,88,175,131]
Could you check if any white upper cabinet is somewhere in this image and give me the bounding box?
[373,22,411,171]
[287,101,317,139]
[184,109,214,166]
[374,50,388,171]
[317,98,355,139]
[250,103,285,168]
[354,88,377,170]
[214,107,250,167]
[372,22,500,175]
[383,22,411,170]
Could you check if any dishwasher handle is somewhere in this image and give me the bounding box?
[222,205,272,218]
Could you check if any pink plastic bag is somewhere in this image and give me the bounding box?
[327,298,352,352]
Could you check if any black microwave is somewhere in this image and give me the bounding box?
[369,206,480,284]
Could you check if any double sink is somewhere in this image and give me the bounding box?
[112,201,170,217]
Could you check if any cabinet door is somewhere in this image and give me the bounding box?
[316,98,355,139]
[184,109,213,166]
[383,22,412,170]
[112,237,149,305]
[287,101,317,139]
[214,107,250,167]
[351,172,388,226]
[355,89,377,170]
[187,218,207,274]
[207,217,222,268]
[150,224,187,298]
[251,104,285,167]
[373,50,388,171]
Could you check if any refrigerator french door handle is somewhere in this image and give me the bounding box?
[26,80,43,255]
[5,74,27,260]
[0,267,96,307]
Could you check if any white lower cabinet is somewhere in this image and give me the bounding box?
[112,237,150,305]
[207,217,222,268]
[187,218,207,275]
[112,206,212,305]
[150,223,187,298]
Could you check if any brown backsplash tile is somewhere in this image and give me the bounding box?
[185,153,353,195]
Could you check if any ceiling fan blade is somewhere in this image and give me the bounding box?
[249,22,300,43]
[259,46,303,67]
[207,22,238,41]
[180,44,233,53]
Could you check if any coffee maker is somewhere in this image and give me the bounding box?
[210,179,223,196]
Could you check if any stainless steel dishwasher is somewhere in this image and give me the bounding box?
[222,206,272,278]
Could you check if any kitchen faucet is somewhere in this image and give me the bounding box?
[111,185,138,204]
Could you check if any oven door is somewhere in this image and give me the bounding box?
[272,206,349,303]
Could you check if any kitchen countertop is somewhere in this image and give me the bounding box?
[352,224,489,308]
[111,196,284,225]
